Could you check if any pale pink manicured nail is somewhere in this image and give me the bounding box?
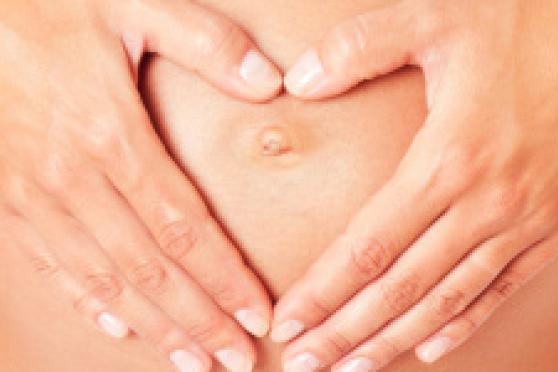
[416,336,453,363]
[214,348,254,372]
[270,319,305,343]
[170,349,205,372]
[239,49,282,93]
[284,49,325,96]
[235,309,269,337]
[97,312,129,338]
[336,357,376,372]
[284,352,321,372]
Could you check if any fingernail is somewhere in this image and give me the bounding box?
[235,309,269,337]
[270,320,305,343]
[284,49,325,96]
[214,348,254,372]
[416,336,453,363]
[97,312,129,338]
[336,357,376,372]
[170,349,205,372]
[240,49,282,93]
[284,352,321,372]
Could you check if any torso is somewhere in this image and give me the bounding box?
[1,0,558,371]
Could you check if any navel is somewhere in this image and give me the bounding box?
[257,126,293,156]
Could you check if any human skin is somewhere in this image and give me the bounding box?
[0,1,283,371]
[272,0,558,371]
[2,1,558,372]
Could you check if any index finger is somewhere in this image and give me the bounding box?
[112,0,283,102]
[283,0,438,99]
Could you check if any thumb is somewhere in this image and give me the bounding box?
[284,0,443,99]
[111,0,282,102]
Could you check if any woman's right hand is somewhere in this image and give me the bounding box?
[0,1,282,371]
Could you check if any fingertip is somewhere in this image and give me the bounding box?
[284,48,353,100]
[214,48,282,103]
[270,289,307,342]
[415,336,453,364]
[284,49,326,97]
[170,349,212,372]
[283,352,322,372]
[214,348,255,372]
[97,312,130,339]
[234,309,270,338]
[230,262,274,338]
[333,357,377,372]
[238,49,283,100]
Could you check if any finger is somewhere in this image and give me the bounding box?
[4,191,212,372]
[114,0,282,102]
[331,217,545,371]
[278,186,513,370]
[284,0,439,99]
[415,232,558,364]
[51,170,257,371]
[80,70,272,338]
[271,125,478,343]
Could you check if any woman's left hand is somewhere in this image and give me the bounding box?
[271,0,558,370]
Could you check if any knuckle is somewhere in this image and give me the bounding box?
[74,272,124,311]
[207,279,240,306]
[378,275,420,315]
[185,315,226,345]
[28,254,61,277]
[4,176,36,209]
[427,142,482,194]
[321,329,354,356]
[158,220,200,261]
[483,183,526,226]
[36,152,82,193]
[430,288,468,319]
[320,15,371,76]
[194,18,248,67]
[349,236,392,280]
[444,142,482,176]
[490,274,520,300]
[82,117,130,165]
[128,259,169,294]
[305,293,335,320]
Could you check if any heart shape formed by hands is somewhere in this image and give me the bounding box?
[142,1,558,372]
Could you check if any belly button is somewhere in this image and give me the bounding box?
[257,127,293,156]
